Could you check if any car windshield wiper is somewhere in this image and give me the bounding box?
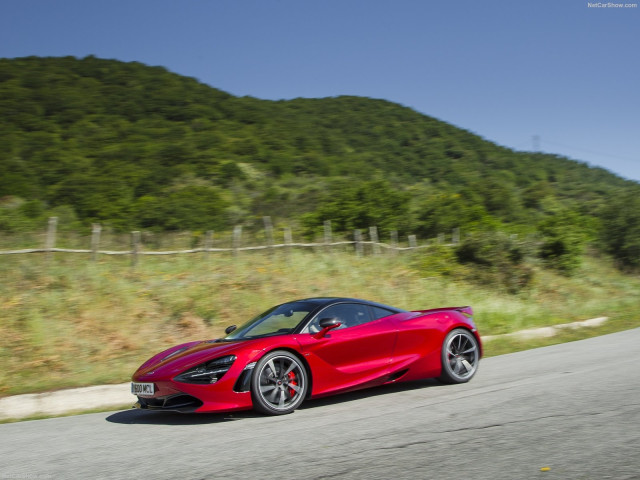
[237,331,290,340]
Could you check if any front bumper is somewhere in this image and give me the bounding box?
[132,377,254,413]
[135,393,204,412]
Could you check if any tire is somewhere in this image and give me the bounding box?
[251,350,308,415]
[438,328,480,384]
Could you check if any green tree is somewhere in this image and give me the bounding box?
[537,211,594,274]
[303,179,411,237]
[161,186,229,231]
[599,189,640,269]
[414,192,500,238]
[455,231,534,293]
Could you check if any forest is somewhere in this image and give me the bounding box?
[1,55,639,269]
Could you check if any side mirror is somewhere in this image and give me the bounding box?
[225,325,237,335]
[319,317,341,329]
[313,317,342,339]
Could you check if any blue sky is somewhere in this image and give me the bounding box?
[1,0,639,181]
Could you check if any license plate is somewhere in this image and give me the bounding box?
[131,382,155,396]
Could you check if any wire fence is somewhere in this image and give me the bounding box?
[0,217,460,264]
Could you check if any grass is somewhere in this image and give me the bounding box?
[1,247,639,397]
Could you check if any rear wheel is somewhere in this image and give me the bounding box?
[438,329,479,384]
[251,350,308,415]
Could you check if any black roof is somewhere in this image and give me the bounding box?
[286,297,407,314]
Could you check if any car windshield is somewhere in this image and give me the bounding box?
[224,301,316,340]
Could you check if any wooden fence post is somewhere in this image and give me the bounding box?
[45,216,58,261]
[438,233,445,244]
[263,216,274,254]
[91,224,101,262]
[324,220,332,251]
[369,226,380,255]
[391,230,398,255]
[284,227,293,262]
[354,230,363,257]
[452,227,460,245]
[131,231,140,267]
[408,235,417,249]
[232,225,242,256]
[204,230,213,259]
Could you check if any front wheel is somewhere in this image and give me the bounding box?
[251,350,308,415]
[438,329,479,384]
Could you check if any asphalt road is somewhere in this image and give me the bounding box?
[1,329,639,480]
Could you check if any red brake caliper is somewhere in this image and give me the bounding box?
[288,371,297,398]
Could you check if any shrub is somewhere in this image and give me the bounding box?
[537,211,592,275]
[455,232,534,293]
[598,189,640,270]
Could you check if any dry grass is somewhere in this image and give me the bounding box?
[1,248,639,396]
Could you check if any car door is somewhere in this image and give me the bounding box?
[295,303,398,396]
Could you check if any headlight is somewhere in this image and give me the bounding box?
[174,355,236,384]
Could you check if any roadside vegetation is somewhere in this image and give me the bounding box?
[1,243,638,397]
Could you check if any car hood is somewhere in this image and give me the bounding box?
[134,339,251,378]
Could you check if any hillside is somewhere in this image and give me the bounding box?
[1,56,639,266]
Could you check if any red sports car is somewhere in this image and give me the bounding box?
[131,297,482,415]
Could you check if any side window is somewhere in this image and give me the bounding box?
[370,306,396,320]
[307,303,372,332]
